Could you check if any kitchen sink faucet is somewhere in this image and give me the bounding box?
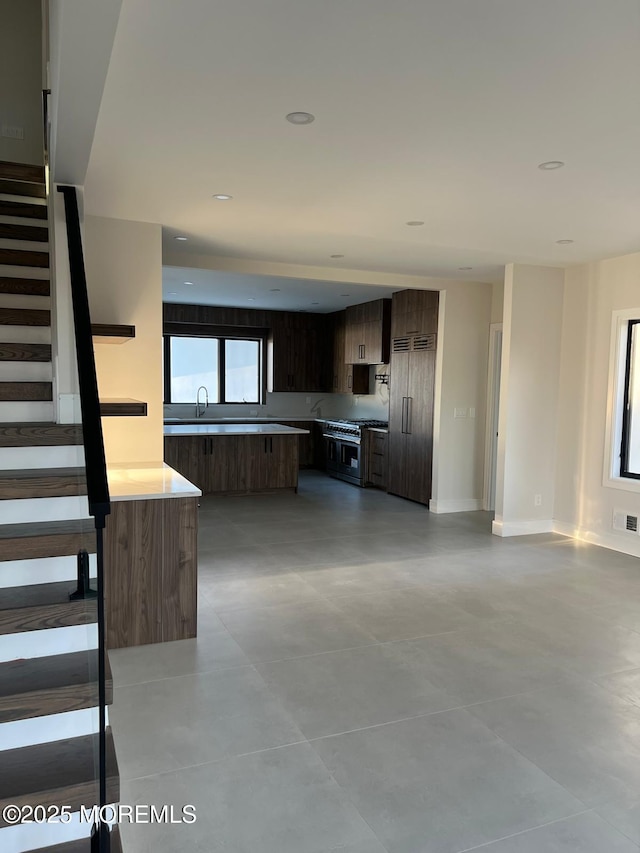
[196,385,209,418]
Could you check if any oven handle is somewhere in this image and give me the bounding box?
[323,433,361,445]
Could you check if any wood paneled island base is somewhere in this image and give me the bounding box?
[104,470,199,649]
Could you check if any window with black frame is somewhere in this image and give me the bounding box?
[621,318,640,479]
[164,334,263,404]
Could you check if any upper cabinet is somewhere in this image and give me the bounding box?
[329,311,369,394]
[391,289,439,340]
[269,312,331,393]
[344,298,392,365]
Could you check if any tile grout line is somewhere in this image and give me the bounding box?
[452,808,594,852]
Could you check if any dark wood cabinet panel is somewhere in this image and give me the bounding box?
[105,497,198,649]
[270,312,330,392]
[329,310,371,394]
[391,289,439,339]
[166,433,300,494]
[388,290,438,505]
[344,299,391,365]
[366,431,388,490]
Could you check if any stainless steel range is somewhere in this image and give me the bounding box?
[323,419,389,486]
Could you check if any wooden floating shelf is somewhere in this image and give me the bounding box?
[92,323,136,344]
[100,398,147,417]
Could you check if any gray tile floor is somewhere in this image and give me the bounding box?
[109,472,640,852]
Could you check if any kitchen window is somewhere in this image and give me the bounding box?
[164,333,264,404]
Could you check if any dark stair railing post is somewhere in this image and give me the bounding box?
[70,549,97,600]
[58,186,112,853]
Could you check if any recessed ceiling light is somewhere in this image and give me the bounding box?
[174,236,188,241]
[406,221,424,227]
[458,266,473,271]
[184,281,194,286]
[269,288,281,292]
[248,298,256,301]
[330,254,344,258]
[538,161,565,170]
[556,239,574,244]
[212,194,232,200]
[286,111,315,125]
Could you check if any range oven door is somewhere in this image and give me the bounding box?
[324,435,362,486]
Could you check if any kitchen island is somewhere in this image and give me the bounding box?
[105,462,201,649]
[164,422,310,495]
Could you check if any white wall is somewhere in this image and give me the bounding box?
[0,0,43,164]
[494,264,564,536]
[431,281,493,513]
[84,215,163,464]
[555,253,640,557]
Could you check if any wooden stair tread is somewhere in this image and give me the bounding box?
[0,306,50,326]
[26,827,122,853]
[0,222,48,242]
[0,519,96,562]
[0,200,47,220]
[0,248,49,268]
[0,422,83,446]
[0,381,52,401]
[0,178,46,199]
[0,341,51,361]
[0,161,45,183]
[0,729,119,825]
[0,650,112,723]
[0,580,97,634]
[0,276,50,296]
[0,467,87,499]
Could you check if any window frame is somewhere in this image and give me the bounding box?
[163,326,267,405]
[604,308,640,493]
[620,318,640,480]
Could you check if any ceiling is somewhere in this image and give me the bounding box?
[83,0,640,280]
[163,267,400,312]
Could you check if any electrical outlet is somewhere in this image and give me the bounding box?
[249,409,258,416]
[306,397,311,404]
[454,407,467,419]
[534,494,542,507]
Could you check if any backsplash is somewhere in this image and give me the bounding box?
[164,367,390,421]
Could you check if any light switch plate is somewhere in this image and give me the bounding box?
[454,407,467,419]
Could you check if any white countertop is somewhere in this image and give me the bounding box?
[164,423,310,437]
[107,462,202,501]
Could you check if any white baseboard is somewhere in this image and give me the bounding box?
[553,520,640,559]
[429,498,483,514]
[492,518,554,537]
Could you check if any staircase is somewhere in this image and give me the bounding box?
[0,162,120,853]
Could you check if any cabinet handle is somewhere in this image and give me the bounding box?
[270,437,273,453]
[406,397,413,435]
[401,397,408,434]
[359,344,365,359]
[210,438,213,454]
[348,374,352,389]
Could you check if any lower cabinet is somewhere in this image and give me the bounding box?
[366,431,388,490]
[104,496,198,649]
[164,434,299,494]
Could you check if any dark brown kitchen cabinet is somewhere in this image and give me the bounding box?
[270,313,330,392]
[165,433,299,494]
[240,435,299,491]
[344,299,391,364]
[366,430,388,490]
[329,311,370,394]
[391,289,439,339]
[388,290,439,505]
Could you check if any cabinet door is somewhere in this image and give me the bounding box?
[403,350,436,504]
[391,290,439,339]
[207,436,239,493]
[269,435,299,488]
[387,351,409,498]
[243,435,271,491]
[164,436,203,490]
